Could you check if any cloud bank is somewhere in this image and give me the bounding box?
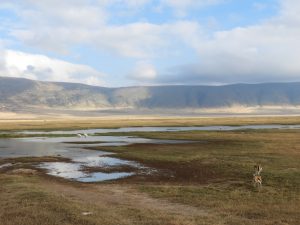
[1,0,300,86]
[157,0,300,84]
[1,50,105,86]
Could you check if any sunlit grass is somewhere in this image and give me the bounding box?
[1,116,300,131]
[93,129,300,224]
[1,119,300,224]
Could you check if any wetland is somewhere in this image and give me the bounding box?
[0,118,300,225]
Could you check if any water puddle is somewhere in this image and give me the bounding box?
[38,161,134,182]
[1,125,300,182]
[0,132,186,182]
[0,163,13,169]
[38,154,142,182]
[19,124,300,136]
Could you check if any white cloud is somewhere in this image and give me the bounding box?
[8,0,108,54]
[157,0,300,84]
[0,42,5,72]
[22,0,107,28]
[278,0,300,24]
[10,18,197,58]
[3,0,300,86]
[8,1,161,57]
[6,0,214,58]
[128,61,157,81]
[160,0,223,17]
[117,0,151,8]
[1,50,105,86]
[91,22,167,58]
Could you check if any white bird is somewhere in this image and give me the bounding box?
[83,133,88,138]
[77,133,83,138]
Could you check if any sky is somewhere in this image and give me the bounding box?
[0,0,299,87]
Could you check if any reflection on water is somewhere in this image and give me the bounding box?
[19,124,300,136]
[38,161,134,182]
[2,125,300,182]
[72,155,140,168]
[39,162,84,179]
[0,163,13,169]
[0,134,194,159]
[78,172,133,183]
[37,154,142,182]
[0,138,108,158]
[23,135,193,146]
[0,131,185,182]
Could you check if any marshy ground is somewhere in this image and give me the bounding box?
[0,117,300,225]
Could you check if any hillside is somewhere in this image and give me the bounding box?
[1,77,300,113]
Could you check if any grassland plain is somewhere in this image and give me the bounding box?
[0,117,300,225]
[1,115,300,131]
[91,129,300,224]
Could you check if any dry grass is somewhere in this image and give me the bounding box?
[1,116,300,131]
[0,175,209,225]
[1,118,300,224]
[92,129,300,224]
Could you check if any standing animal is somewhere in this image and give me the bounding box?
[253,175,262,187]
[77,133,83,138]
[254,164,263,175]
[253,164,263,188]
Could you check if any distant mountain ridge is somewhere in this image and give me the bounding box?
[1,76,300,112]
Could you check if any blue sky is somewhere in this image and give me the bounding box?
[0,0,299,87]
